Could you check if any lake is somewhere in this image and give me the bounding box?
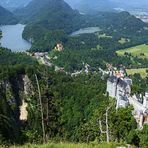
[70,27,101,36]
[0,24,31,52]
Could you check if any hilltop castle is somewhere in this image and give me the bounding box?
[106,67,148,128]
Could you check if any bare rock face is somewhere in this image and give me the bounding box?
[23,75,34,97]
[19,75,34,121]
[19,99,28,121]
[0,74,34,122]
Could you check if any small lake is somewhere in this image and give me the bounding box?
[70,27,101,36]
[0,24,31,52]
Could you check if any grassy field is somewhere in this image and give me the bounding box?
[9,142,130,148]
[116,44,148,59]
[126,68,148,78]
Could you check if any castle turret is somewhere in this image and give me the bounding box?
[143,90,148,108]
[139,113,144,129]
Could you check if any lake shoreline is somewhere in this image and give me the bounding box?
[0,24,32,52]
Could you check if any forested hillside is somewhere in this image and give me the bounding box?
[21,9,148,72]
[0,52,147,147]
[22,11,148,52]
[0,0,32,10]
[0,0,148,147]
[72,0,117,13]
[0,5,18,25]
[14,0,84,32]
[66,0,148,12]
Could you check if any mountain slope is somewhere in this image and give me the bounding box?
[112,0,148,9]
[0,5,18,25]
[66,0,148,12]
[69,0,117,13]
[13,0,86,51]
[14,0,83,32]
[0,0,32,10]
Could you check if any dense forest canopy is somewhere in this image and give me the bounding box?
[14,0,84,32]
[0,0,148,147]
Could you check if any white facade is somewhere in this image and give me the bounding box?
[143,92,148,108]
[106,74,148,128]
[107,76,131,108]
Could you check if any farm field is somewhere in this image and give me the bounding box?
[116,44,148,59]
[126,68,148,78]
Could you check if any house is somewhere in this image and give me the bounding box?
[54,43,64,51]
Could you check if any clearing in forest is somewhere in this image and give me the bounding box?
[116,44,148,59]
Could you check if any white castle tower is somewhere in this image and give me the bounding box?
[143,90,148,108]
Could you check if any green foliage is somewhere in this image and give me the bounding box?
[10,142,129,148]
[0,48,37,66]
[15,0,84,32]
[131,74,148,94]
[0,1,148,146]
[109,106,137,142]
[0,48,146,147]
[127,130,140,147]
[23,28,68,52]
[138,125,148,148]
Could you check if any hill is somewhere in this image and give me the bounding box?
[14,0,84,32]
[0,0,32,10]
[97,11,145,33]
[67,0,117,13]
[0,5,18,25]
[66,0,148,13]
[14,0,86,51]
[112,0,148,9]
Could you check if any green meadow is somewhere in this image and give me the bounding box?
[116,44,148,59]
[126,68,148,78]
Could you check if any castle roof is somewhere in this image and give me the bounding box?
[119,95,128,101]
[144,109,148,114]
[117,78,127,88]
[108,76,128,88]
[124,77,132,85]
[108,75,118,83]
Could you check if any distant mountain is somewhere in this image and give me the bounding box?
[13,0,146,52]
[64,0,80,9]
[0,5,18,25]
[14,0,84,32]
[112,0,148,9]
[66,0,148,13]
[65,0,117,13]
[0,0,32,10]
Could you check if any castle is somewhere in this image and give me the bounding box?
[54,43,64,51]
[106,67,148,128]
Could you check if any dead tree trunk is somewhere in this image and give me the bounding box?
[35,74,46,143]
[99,106,111,143]
[106,107,110,143]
